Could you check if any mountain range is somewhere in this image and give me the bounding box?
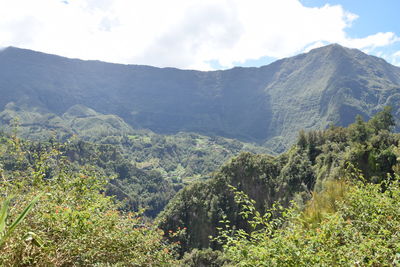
[1,44,400,152]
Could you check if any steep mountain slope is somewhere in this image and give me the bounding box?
[1,44,399,151]
[262,45,400,150]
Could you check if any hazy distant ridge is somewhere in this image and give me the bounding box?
[1,44,399,151]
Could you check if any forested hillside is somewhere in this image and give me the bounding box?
[0,102,271,181]
[0,127,268,218]
[158,107,400,261]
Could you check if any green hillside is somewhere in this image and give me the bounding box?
[157,107,400,255]
[0,103,272,217]
[0,102,271,181]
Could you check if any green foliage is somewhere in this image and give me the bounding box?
[157,151,310,253]
[0,102,272,181]
[0,103,273,217]
[220,175,400,266]
[180,248,228,267]
[300,179,348,228]
[57,133,269,218]
[0,194,41,248]
[160,107,400,254]
[368,106,395,133]
[0,134,176,266]
[348,115,369,143]
[300,106,399,186]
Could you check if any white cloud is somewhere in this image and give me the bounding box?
[341,32,399,51]
[0,0,398,70]
[392,51,400,66]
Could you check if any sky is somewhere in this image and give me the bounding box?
[0,0,399,70]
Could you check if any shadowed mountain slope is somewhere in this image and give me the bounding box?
[1,44,399,151]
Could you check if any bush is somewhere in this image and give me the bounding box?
[180,248,228,267]
[0,136,176,266]
[220,175,400,266]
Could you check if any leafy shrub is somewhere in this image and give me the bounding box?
[0,135,176,266]
[220,175,400,266]
[180,248,228,267]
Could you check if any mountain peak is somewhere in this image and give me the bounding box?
[0,46,14,54]
[0,46,27,53]
[308,43,356,57]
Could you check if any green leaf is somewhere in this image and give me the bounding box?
[0,194,42,247]
[24,231,45,248]
[0,197,11,235]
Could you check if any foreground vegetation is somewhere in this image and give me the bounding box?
[0,134,176,266]
[218,175,400,266]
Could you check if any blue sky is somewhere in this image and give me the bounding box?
[303,0,399,36]
[303,0,400,62]
[236,0,400,69]
[0,0,399,70]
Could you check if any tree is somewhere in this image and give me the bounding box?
[368,106,395,133]
[297,130,307,150]
[349,115,369,142]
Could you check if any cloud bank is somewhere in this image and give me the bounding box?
[0,0,398,69]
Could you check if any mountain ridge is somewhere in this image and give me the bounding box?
[1,44,399,152]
